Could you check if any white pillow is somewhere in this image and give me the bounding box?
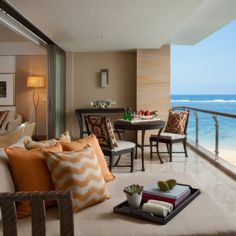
[1,110,16,130]
[10,135,32,148]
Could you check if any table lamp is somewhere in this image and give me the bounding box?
[27,76,46,136]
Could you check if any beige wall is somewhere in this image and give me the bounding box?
[66,52,137,138]
[66,48,170,140]
[137,46,170,143]
[15,55,47,135]
[137,46,170,119]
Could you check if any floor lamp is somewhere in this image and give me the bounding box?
[27,76,46,137]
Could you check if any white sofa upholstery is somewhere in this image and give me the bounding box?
[0,123,34,148]
[0,110,22,134]
[0,159,236,236]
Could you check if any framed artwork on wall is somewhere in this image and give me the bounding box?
[0,74,15,106]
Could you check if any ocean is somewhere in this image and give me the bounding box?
[171,95,236,158]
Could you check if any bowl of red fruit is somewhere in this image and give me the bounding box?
[136,110,158,120]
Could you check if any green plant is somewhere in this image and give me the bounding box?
[123,184,143,196]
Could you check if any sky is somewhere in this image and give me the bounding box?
[171,20,236,95]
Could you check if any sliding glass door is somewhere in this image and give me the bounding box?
[0,1,67,139]
[47,45,66,138]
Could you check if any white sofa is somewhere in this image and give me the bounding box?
[0,110,22,134]
[0,122,35,148]
[0,146,236,236]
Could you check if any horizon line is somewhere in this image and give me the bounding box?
[171,94,236,95]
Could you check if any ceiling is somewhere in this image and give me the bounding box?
[6,0,236,52]
[0,22,27,42]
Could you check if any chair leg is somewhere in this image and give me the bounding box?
[183,141,188,157]
[130,149,134,172]
[109,154,114,172]
[156,142,163,164]
[166,143,170,154]
[150,139,153,160]
[169,143,173,162]
[114,155,121,166]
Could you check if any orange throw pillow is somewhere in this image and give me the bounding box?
[60,134,114,182]
[5,143,62,218]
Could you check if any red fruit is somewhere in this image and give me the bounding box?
[144,110,151,116]
[138,110,144,115]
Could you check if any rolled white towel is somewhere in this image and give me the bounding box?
[142,203,168,217]
[147,199,173,213]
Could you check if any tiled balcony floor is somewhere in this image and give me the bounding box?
[108,143,236,218]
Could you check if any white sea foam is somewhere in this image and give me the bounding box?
[171,99,236,103]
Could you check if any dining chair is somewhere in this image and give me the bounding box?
[85,115,135,172]
[149,109,189,163]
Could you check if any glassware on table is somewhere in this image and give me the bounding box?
[127,108,132,121]
[123,108,128,120]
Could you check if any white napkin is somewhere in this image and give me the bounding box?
[147,199,173,213]
[142,203,168,217]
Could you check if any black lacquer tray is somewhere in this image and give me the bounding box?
[113,185,201,225]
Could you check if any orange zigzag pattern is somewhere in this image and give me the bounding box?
[47,152,95,169]
[56,173,104,189]
[72,186,107,201]
[73,196,107,212]
[54,163,99,179]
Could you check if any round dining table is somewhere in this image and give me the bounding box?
[114,119,165,171]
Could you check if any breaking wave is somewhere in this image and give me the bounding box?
[171,99,236,103]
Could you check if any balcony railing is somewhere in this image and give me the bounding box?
[172,106,236,160]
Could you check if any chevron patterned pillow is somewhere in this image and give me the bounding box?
[44,146,108,212]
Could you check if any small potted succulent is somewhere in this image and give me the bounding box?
[123,184,143,208]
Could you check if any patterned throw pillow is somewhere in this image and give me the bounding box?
[85,116,117,148]
[55,131,71,143]
[0,110,9,128]
[24,131,71,150]
[44,146,109,212]
[164,110,189,135]
[60,134,115,182]
[24,139,56,149]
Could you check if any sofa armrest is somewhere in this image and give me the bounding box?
[6,114,22,132]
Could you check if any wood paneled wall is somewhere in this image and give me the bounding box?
[137,46,170,143]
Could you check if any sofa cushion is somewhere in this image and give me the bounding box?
[1,172,235,236]
[44,146,109,212]
[55,131,71,143]
[0,149,15,221]
[10,136,32,148]
[24,131,71,150]
[4,144,62,218]
[0,110,15,130]
[60,134,115,182]
[24,139,57,149]
[0,111,8,128]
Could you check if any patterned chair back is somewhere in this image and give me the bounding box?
[164,109,189,135]
[85,115,114,149]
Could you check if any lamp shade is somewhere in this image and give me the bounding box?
[27,76,46,88]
